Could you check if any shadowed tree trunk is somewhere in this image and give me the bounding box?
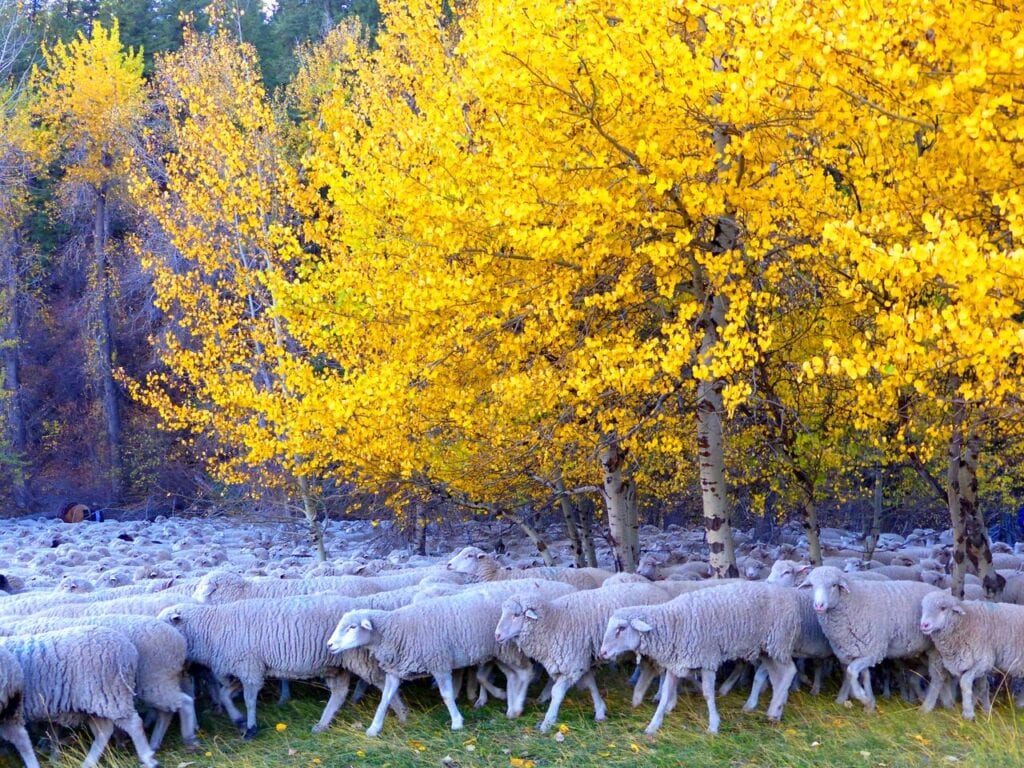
[554,467,585,567]
[92,186,123,500]
[0,224,28,508]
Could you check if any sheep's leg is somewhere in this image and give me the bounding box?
[114,712,159,768]
[976,675,992,716]
[810,660,826,695]
[538,675,575,732]
[844,660,876,712]
[632,659,660,707]
[579,671,607,722]
[81,717,115,768]
[537,677,553,703]
[434,671,465,731]
[960,672,977,720]
[742,662,770,712]
[148,711,173,751]
[495,662,531,718]
[241,679,262,739]
[367,674,401,737]
[644,670,680,735]
[390,692,409,722]
[278,680,291,706]
[475,664,506,707]
[215,678,245,727]
[763,658,797,721]
[718,661,748,696]
[701,667,721,734]
[0,722,40,768]
[835,673,851,704]
[313,672,352,733]
[350,677,369,704]
[177,692,199,747]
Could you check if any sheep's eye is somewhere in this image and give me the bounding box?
[615,626,623,635]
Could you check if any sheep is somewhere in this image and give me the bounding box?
[192,568,457,604]
[598,581,801,734]
[494,582,673,732]
[759,560,834,695]
[158,595,374,739]
[327,591,537,737]
[801,566,944,712]
[0,626,157,768]
[445,546,605,589]
[30,592,196,619]
[0,615,197,751]
[0,646,38,768]
[919,590,1024,719]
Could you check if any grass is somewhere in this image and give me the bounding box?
[17,672,1024,768]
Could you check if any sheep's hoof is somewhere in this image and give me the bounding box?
[365,727,381,738]
[643,725,659,736]
[231,717,245,728]
[742,702,757,713]
[242,726,259,740]
[537,721,552,733]
[182,740,201,752]
[963,712,975,721]
[311,723,328,734]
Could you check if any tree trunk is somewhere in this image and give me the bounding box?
[600,440,639,572]
[578,496,598,567]
[413,501,428,557]
[554,467,585,567]
[298,476,327,562]
[961,429,1000,597]
[949,393,969,600]
[695,283,737,578]
[799,483,822,567]
[864,467,883,564]
[0,225,27,508]
[93,189,122,500]
[511,507,555,565]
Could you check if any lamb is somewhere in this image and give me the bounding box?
[598,581,801,734]
[445,546,608,589]
[0,615,197,751]
[0,646,38,768]
[494,582,673,732]
[327,591,537,737]
[801,566,944,712]
[0,626,157,768]
[919,590,1024,719]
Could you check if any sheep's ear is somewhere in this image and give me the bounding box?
[951,603,965,615]
[797,581,813,589]
[359,618,373,631]
[166,611,182,625]
[838,579,851,593]
[476,552,487,560]
[796,564,813,575]
[629,618,653,633]
[524,608,539,621]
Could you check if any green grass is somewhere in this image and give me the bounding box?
[14,673,1024,768]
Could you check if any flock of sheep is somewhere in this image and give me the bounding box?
[1,514,1024,768]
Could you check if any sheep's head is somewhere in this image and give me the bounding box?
[193,570,244,602]
[495,595,541,643]
[328,611,378,653]
[445,546,489,575]
[800,566,850,613]
[919,590,964,635]
[767,560,810,588]
[598,613,649,660]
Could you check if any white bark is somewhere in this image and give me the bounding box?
[600,441,639,572]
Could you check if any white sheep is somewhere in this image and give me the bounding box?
[0,626,157,768]
[445,546,608,589]
[919,590,1024,719]
[802,566,944,712]
[0,646,38,768]
[0,614,197,751]
[599,581,801,734]
[494,582,672,731]
[327,591,536,737]
[159,595,365,739]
